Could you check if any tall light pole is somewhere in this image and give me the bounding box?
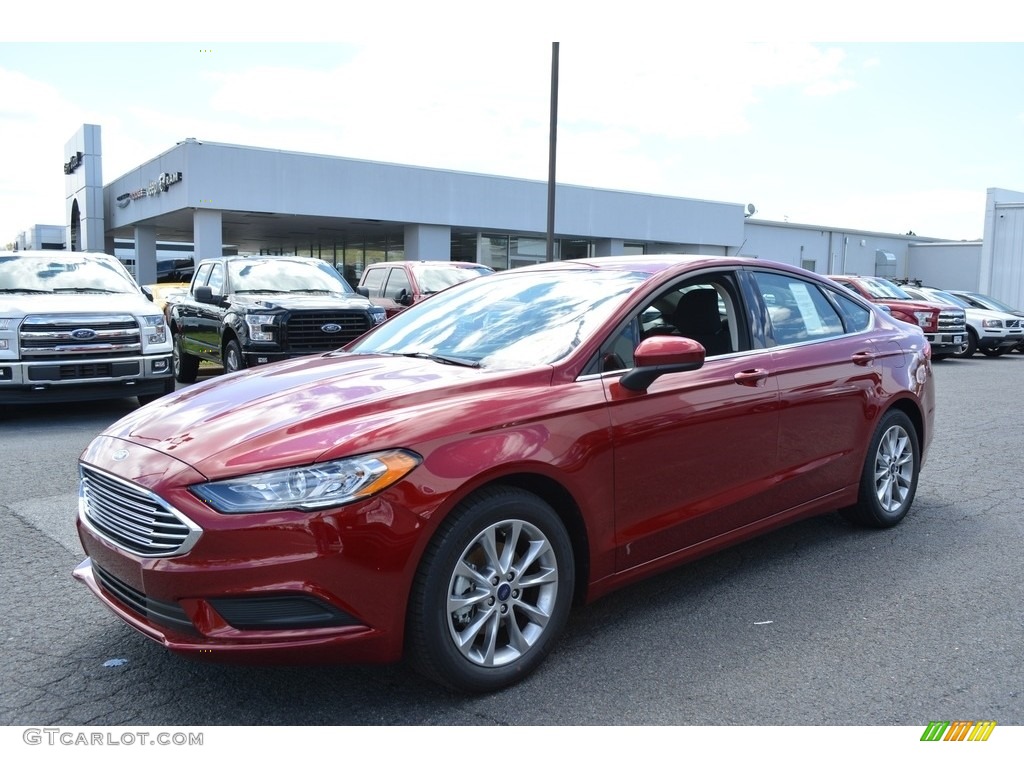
[546,42,559,262]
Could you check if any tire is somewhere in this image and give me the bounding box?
[840,410,920,529]
[980,347,1008,357]
[172,334,200,383]
[224,339,245,374]
[406,486,575,693]
[954,329,977,358]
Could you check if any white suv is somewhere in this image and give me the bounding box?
[902,285,1023,358]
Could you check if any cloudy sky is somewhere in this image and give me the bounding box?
[3,6,1022,246]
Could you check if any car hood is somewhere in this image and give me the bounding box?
[1,292,154,315]
[227,293,373,311]
[99,353,554,479]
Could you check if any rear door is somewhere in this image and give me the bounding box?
[746,268,884,511]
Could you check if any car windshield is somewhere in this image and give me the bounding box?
[349,267,648,370]
[965,293,1018,313]
[228,259,353,294]
[857,277,912,300]
[928,289,967,308]
[414,264,494,294]
[0,254,139,294]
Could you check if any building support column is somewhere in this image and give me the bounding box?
[404,224,451,261]
[595,238,624,257]
[194,209,223,263]
[133,225,158,285]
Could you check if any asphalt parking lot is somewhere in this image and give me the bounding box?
[1,355,1022,726]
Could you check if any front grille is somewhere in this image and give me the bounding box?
[26,361,141,381]
[285,311,373,353]
[937,310,967,333]
[1007,318,1021,329]
[79,465,201,557]
[93,563,196,635]
[20,314,141,359]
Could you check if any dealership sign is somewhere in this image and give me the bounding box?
[63,151,83,175]
[116,172,183,207]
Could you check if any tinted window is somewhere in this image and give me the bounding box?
[829,289,873,332]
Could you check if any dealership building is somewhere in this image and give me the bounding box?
[15,124,1024,309]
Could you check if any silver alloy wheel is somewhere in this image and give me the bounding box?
[873,423,914,513]
[225,342,242,373]
[446,518,559,668]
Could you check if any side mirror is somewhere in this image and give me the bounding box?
[194,285,217,305]
[396,288,413,306]
[619,336,705,392]
[355,286,370,298]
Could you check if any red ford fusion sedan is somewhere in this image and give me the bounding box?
[74,255,935,692]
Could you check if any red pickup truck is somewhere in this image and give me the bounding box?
[829,275,967,358]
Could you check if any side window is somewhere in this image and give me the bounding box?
[361,267,387,297]
[193,262,213,289]
[828,289,873,333]
[383,267,411,300]
[207,263,225,295]
[752,271,845,346]
[592,273,743,374]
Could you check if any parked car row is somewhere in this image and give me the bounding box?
[829,274,1024,359]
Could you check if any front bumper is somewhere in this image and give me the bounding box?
[73,435,429,665]
[0,354,172,403]
[924,331,966,354]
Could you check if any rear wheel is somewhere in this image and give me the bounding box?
[406,487,575,693]
[981,347,1008,357]
[840,410,920,529]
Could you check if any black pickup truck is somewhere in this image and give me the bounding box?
[169,256,386,382]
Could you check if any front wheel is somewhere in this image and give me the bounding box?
[954,329,977,358]
[406,487,575,693]
[840,410,920,528]
[172,334,200,383]
[980,347,1008,357]
[224,339,245,374]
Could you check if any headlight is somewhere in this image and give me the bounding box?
[370,307,387,325]
[191,449,421,513]
[141,314,167,345]
[982,319,1004,328]
[913,311,933,327]
[245,313,276,341]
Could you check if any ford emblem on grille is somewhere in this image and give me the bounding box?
[71,328,98,340]
[321,323,342,334]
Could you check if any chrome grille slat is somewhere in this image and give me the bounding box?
[79,464,201,557]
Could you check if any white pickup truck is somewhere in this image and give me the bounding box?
[0,251,174,407]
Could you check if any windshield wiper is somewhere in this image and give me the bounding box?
[0,288,53,293]
[52,288,123,294]
[397,351,480,368]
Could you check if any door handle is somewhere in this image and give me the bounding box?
[851,350,877,366]
[734,368,770,387]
